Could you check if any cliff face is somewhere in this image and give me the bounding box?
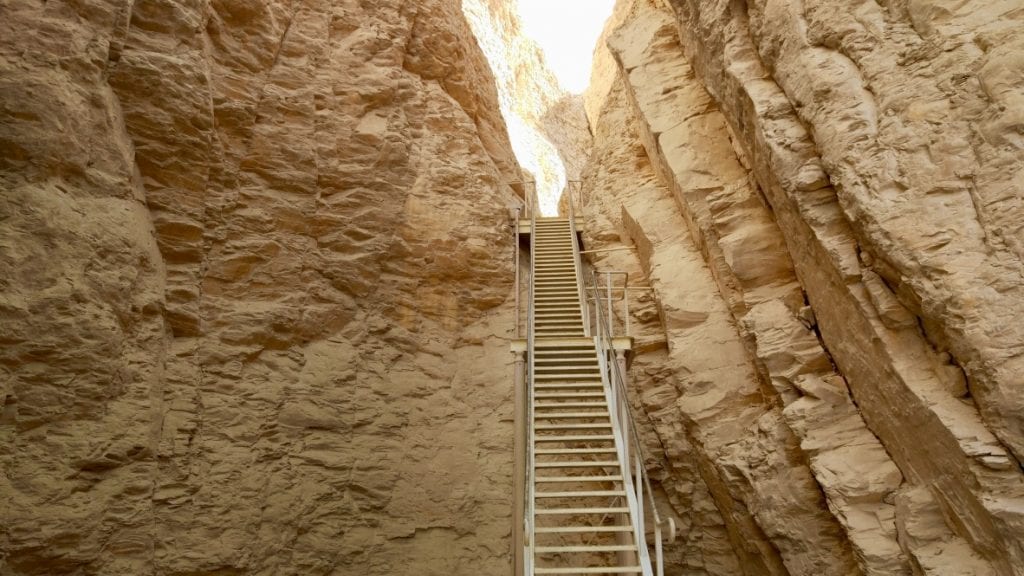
[0,1,521,574]
[583,0,1024,575]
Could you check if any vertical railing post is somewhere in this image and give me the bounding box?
[511,344,527,576]
[605,271,614,337]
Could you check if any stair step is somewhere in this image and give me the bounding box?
[535,320,584,325]
[535,525,632,533]
[535,568,642,575]
[535,460,619,468]
[534,412,609,419]
[533,343,598,350]
[535,374,601,380]
[535,490,626,498]
[535,448,618,455]
[535,392,605,398]
[534,507,629,515]
[536,544,635,553]
[536,423,612,430]
[535,402,607,409]
[535,476,623,483]
[533,384,604,390]
[534,434,615,442]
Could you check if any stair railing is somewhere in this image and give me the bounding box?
[524,193,538,576]
[588,269,667,576]
[586,271,632,338]
[566,186,590,336]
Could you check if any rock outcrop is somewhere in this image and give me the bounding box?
[1,1,523,573]
[580,0,1024,574]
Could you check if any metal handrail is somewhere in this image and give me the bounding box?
[585,271,631,338]
[524,198,537,576]
[588,269,667,576]
[567,186,590,336]
[514,207,521,339]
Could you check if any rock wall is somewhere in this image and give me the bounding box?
[0,1,523,574]
[582,0,1024,574]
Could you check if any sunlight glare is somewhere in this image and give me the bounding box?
[516,0,617,94]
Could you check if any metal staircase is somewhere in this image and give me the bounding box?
[529,217,644,575]
[511,183,667,576]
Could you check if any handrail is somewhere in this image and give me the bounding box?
[567,185,590,336]
[524,198,537,576]
[585,270,631,338]
[588,269,666,576]
[514,207,521,339]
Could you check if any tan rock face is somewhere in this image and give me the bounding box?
[1,1,522,574]
[581,0,1024,574]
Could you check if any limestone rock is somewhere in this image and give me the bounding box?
[581,0,1024,573]
[1,1,523,574]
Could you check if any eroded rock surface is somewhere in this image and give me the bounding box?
[1,1,523,574]
[581,0,1024,574]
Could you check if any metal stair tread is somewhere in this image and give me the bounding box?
[534,524,632,532]
[536,544,636,553]
[534,448,618,455]
[534,475,623,483]
[534,507,630,515]
[534,490,626,498]
[535,423,613,430]
[534,460,619,468]
[533,434,615,442]
[534,568,642,575]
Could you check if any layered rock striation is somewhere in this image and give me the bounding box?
[581,0,1024,574]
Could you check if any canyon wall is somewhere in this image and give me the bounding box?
[0,1,524,574]
[582,0,1024,574]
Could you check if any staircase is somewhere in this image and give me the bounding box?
[526,217,648,575]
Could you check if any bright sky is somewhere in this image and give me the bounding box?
[516,0,617,94]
